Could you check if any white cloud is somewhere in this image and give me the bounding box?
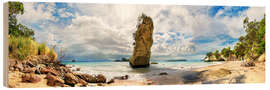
[17,2,57,25]
[17,3,265,60]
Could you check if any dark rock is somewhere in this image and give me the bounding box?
[159,72,168,75]
[21,73,41,83]
[113,75,129,80]
[64,73,79,86]
[45,73,65,86]
[96,74,106,83]
[241,61,255,67]
[107,79,115,84]
[26,61,36,67]
[72,60,76,62]
[75,73,97,83]
[76,68,80,71]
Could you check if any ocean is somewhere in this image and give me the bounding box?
[62,60,223,82]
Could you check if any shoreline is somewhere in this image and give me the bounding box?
[8,60,265,87]
[106,61,265,85]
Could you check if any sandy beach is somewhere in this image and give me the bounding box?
[8,61,265,87]
[107,61,265,86]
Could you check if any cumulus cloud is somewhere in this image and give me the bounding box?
[17,3,265,60]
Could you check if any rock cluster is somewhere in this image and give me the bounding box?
[241,61,255,67]
[129,14,154,68]
[8,55,108,87]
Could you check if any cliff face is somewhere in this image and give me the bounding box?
[129,14,154,68]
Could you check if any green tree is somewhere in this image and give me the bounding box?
[221,47,232,58]
[206,52,213,58]
[8,2,35,38]
[214,50,220,59]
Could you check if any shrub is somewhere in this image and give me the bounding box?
[8,36,38,60]
[38,43,50,55]
[8,36,58,61]
[47,48,58,61]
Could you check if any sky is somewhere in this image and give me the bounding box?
[17,2,265,61]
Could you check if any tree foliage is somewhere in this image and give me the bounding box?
[206,15,265,61]
[8,2,35,39]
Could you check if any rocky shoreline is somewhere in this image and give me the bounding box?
[8,55,265,87]
[8,55,128,88]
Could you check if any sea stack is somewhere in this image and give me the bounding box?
[129,13,154,68]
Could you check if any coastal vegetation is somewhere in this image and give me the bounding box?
[8,2,110,88]
[205,15,265,62]
[8,2,57,61]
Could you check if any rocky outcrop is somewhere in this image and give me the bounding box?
[129,13,154,68]
[9,55,109,87]
[204,55,225,62]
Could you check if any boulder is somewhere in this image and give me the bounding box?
[55,66,72,74]
[96,74,106,83]
[129,14,154,68]
[78,79,88,86]
[21,73,41,83]
[107,79,115,84]
[45,73,65,86]
[26,61,36,67]
[159,72,168,75]
[113,75,129,80]
[64,73,79,86]
[40,67,59,76]
[76,68,80,71]
[75,73,97,83]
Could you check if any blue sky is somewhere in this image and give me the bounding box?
[17,2,265,61]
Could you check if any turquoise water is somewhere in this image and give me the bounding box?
[62,60,222,81]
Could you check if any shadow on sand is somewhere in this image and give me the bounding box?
[129,65,246,85]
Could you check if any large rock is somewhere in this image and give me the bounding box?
[96,74,106,83]
[64,73,79,86]
[21,73,41,83]
[75,73,106,83]
[45,73,65,86]
[40,67,59,76]
[129,14,154,68]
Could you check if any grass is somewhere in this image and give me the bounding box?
[9,35,58,61]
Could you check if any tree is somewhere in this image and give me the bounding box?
[221,47,232,58]
[206,52,213,58]
[214,50,220,59]
[205,15,265,62]
[8,2,35,39]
